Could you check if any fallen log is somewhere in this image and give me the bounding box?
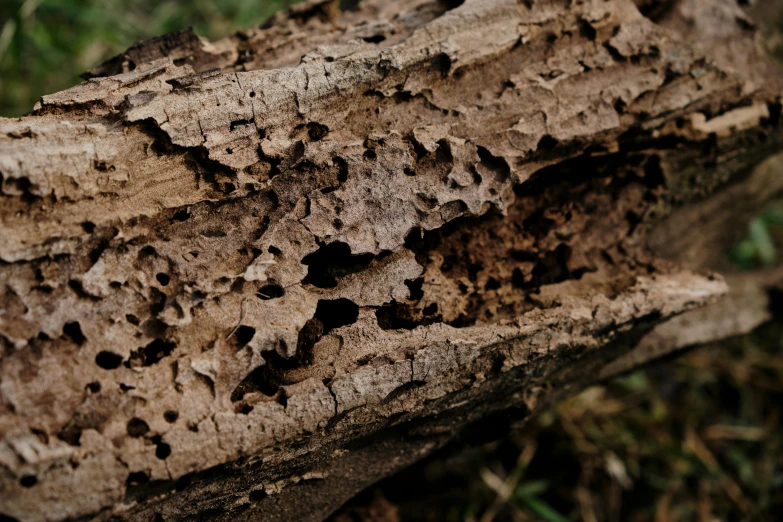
[1,0,781,520]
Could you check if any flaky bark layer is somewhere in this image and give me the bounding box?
[0,0,781,520]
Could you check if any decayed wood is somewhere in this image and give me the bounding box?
[600,267,783,379]
[0,0,781,520]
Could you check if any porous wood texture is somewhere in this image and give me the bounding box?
[1,0,781,520]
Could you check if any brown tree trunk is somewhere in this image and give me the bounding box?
[1,0,781,520]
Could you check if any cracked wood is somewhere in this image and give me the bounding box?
[1,0,782,520]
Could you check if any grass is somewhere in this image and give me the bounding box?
[0,0,293,117]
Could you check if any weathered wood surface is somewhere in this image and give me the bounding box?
[0,0,781,520]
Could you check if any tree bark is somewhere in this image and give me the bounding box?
[0,0,781,520]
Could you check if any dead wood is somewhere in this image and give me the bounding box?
[1,0,782,520]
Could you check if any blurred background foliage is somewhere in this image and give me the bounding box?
[2,1,783,521]
[730,206,783,270]
[0,0,292,117]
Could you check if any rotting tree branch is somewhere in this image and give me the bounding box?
[1,0,782,520]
